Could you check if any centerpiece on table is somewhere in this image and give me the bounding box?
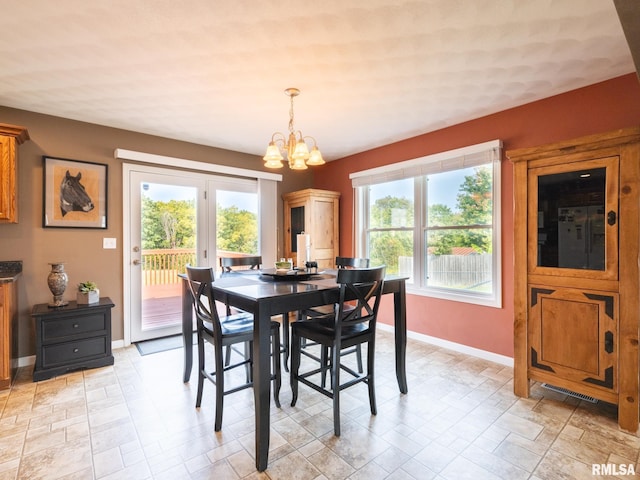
[77,281,100,305]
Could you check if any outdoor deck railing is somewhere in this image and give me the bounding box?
[141,249,257,286]
[142,248,196,285]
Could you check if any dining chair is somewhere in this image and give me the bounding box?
[185,265,281,431]
[298,257,371,380]
[219,255,291,371]
[290,265,385,436]
[219,255,263,364]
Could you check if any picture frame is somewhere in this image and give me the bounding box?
[43,156,108,229]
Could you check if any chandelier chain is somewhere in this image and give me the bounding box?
[288,94,295,136]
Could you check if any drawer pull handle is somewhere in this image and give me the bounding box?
[73,348,79,353]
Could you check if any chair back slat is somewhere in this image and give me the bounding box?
[335,256,370,269]
[220,255,262,274]
[336,266,385,329]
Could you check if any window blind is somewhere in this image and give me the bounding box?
[350,139,502,187]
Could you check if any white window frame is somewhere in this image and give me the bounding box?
[351,140,502,308]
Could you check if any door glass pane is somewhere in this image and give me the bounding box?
[140,183,197,332]
[537,167,606,269]
[216,190,259,263]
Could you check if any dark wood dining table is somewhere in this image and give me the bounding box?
[180,269,408,471]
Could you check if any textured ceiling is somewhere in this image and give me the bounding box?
[0,0,635,161]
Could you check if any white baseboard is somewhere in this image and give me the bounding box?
[377,323,514,367]
[18,355,35,368]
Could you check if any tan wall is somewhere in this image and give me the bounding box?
[0,107,311,357]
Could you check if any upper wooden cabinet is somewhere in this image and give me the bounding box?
[0,124,30,223]
[508,127,640,433]
[282,189,340,269]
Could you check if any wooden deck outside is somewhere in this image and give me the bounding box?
[142,283,182,330]
[139,251,257,332]
[140,282,227,331]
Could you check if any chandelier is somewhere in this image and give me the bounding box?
[263,88,325,170]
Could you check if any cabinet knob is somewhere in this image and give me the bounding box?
[73,348,79,353]
[73,324,79,328]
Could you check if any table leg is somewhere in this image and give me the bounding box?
[253,305,271,471]
[393,280,408,394]
[181,278,193,383]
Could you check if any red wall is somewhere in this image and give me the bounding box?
[313,73,640,358]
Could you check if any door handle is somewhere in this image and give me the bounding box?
[132,259,141,266]
[607,211,616,226]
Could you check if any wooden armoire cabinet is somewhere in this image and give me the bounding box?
[282,189,340,269]
[508,127,640,432]
[0,124,30,223]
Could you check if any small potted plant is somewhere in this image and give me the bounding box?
[77,281,100,305]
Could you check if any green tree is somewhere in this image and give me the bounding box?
[427,166,492,254]
[370,195,413,228]
[369,196,413,273]
[216,204,258,254]
[141,196,164,249]
[457,167,492,225]
[141,196,196,249]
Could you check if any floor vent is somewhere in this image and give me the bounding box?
[541,383,598,403]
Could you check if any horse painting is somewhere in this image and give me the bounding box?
[60,170,94,216]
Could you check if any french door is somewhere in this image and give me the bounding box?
[127,168,207,342]
[123,164,265,344]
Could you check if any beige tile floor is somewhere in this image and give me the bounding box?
[1,330,639,480]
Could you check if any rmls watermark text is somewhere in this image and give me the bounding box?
[592,463,636,476]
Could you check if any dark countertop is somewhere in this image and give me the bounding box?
[0,260,22,283]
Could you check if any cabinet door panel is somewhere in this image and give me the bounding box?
[0,136,14,222]
[529,286,617,391]
[311,199,335,250]
[540,297,599,373]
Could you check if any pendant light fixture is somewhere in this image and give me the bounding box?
[263,88,325,170]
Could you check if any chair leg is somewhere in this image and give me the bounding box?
[272,328,281,408]
[320,346,330,388]
[355,344,363,373]
[367,340,377,416]
[290,330,300,407]
[244,341,252,383]
[282,313,290,372]
[225,345,232,366]
[214,343,225,431]
[331,343,341,436]
[195,335,206,408]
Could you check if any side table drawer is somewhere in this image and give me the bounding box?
[42,336,108,368]
[42,313,107,341]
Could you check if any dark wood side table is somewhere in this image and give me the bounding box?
[31,297,115,381]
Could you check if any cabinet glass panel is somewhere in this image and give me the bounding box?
[290,206,304,253]
[536,167,605,269]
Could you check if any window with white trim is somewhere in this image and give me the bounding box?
[352,140,502,308]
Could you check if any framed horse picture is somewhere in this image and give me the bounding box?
[43,156,108,229]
